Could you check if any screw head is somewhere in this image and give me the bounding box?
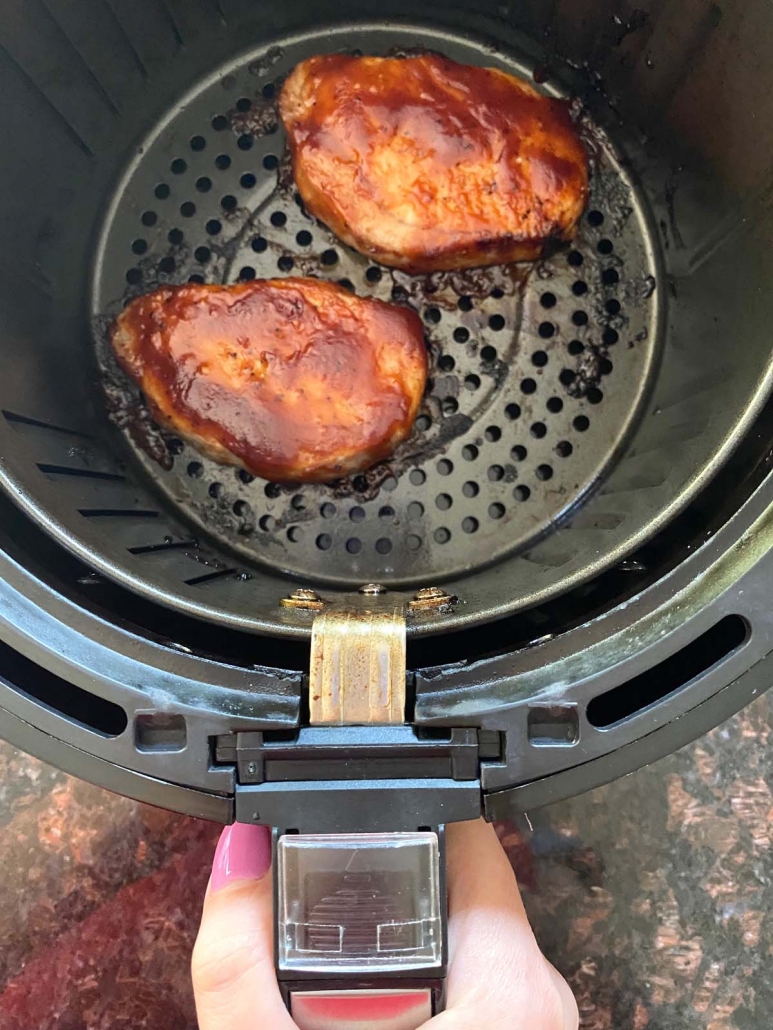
[359,583,387,595]
[413,586,447,602]
[292,588,320,601]
[246,761,257,775]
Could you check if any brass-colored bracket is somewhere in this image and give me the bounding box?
[283,585,457,726]
[309,606,406,725]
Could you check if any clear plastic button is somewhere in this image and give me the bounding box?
[276,832,442,973]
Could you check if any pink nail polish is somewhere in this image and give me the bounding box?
[210,823,272,892]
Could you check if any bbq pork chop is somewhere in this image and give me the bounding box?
[282,53,589,271]
[280,53,589,274]
[111,278,427,482]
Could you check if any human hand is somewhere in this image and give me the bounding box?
[192,818,578,1030]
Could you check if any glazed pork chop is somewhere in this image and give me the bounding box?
[280,53,589,274]
[111,277,427,482]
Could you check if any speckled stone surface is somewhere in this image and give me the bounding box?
[0,692,770,1029]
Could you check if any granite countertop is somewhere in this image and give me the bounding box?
[0,692,770,1029]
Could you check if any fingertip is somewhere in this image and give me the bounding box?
[210,822,272,893]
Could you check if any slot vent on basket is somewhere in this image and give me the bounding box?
[2,409,93,438]
[128,539,198,554]
[79,508,159,518]
[184,567,239,586]
[587,615,749,727]
[0,639,127,736]
[37,463,125,482]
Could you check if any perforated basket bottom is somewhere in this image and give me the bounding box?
[92,25,660,589]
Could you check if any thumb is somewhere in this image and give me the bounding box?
[430,819,578,1030]
[192,823,297,1030]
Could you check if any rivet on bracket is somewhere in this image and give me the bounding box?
[280,588,326,611]
[359,583,387,595]
[407,586,458,614]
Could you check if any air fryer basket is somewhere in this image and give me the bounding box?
[1,0,771,640]
[91,22,662,612]
[0,0,773,820]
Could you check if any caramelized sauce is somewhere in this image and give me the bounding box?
[281,54,589,272]
[113,278,427,482]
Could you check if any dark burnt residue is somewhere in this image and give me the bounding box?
[248,45,284,78]
[95,315,174,472]
[389,263,529,311]
[276,150,296,197]
[400,410,475,464]
[227,78,284,138]
[532,65,551,85]
[328,462,398,502]
[567,342,609,398]
[324,405,476,503]
[575,107,606,181]
[122,236,193,304]
[383,44,442,60]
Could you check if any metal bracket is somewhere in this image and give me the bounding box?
[309,606,406,725]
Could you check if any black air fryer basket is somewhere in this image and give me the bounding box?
[1,0,773,1009]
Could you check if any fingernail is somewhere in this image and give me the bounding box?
[210,823,272,892]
